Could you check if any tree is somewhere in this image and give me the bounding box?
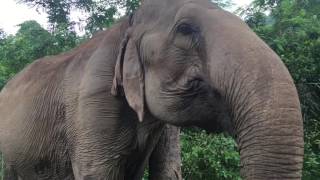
[18,0,141,35]
[211,0,234,8]
[0,21,49,86]
[0,29,6,41]
[0,20,79,88]
[18,0,236,35]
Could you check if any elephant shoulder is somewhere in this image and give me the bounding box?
[2,31,108,93]
[3,55,70,93]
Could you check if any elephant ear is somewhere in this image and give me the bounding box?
[111,32,145,122]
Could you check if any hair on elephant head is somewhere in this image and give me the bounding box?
[112,0,304,179]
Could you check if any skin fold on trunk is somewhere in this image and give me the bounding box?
[206,10,304,180]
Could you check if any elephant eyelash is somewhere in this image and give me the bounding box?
[172,22,201,50]
[176,23,200,36]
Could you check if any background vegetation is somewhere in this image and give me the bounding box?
[0,0,319,179]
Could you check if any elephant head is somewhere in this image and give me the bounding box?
[112,0,304,179]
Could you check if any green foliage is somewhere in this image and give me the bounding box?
[18,0,231,35]
[240,0,320,179]
[18,0,141,35]
[211,0,234,8]
[85,5,117,34]
[0,29,6,40]
[0,21,52,86]
[304,118,320,179]
[0,20,79,88]
[181,129,241,180]
[0,152,2,180]
[51,23,78,52]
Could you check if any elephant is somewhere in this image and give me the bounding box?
[0,12,182,180]
[0,0,304,179]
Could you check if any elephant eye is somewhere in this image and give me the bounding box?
[176,23,199,36]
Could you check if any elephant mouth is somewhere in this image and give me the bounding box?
[164,78,232,131]
[185,77,205,93]
[163,77,207,107]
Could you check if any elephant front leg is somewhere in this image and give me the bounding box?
[69,116,136,179]
[149,125,182,180]
[70,131,132,180]
[68,88,138,180]
[71,159,125,180]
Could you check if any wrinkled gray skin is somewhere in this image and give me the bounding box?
[0,0,304,179]
[0,13,181,180]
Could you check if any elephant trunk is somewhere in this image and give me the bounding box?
[236,79,304,179]
[227,69,304,179]
[206,11,304,179]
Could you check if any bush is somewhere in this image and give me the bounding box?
[0,153,3,180]
[181,129,241,180]
[303,117,320,179]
